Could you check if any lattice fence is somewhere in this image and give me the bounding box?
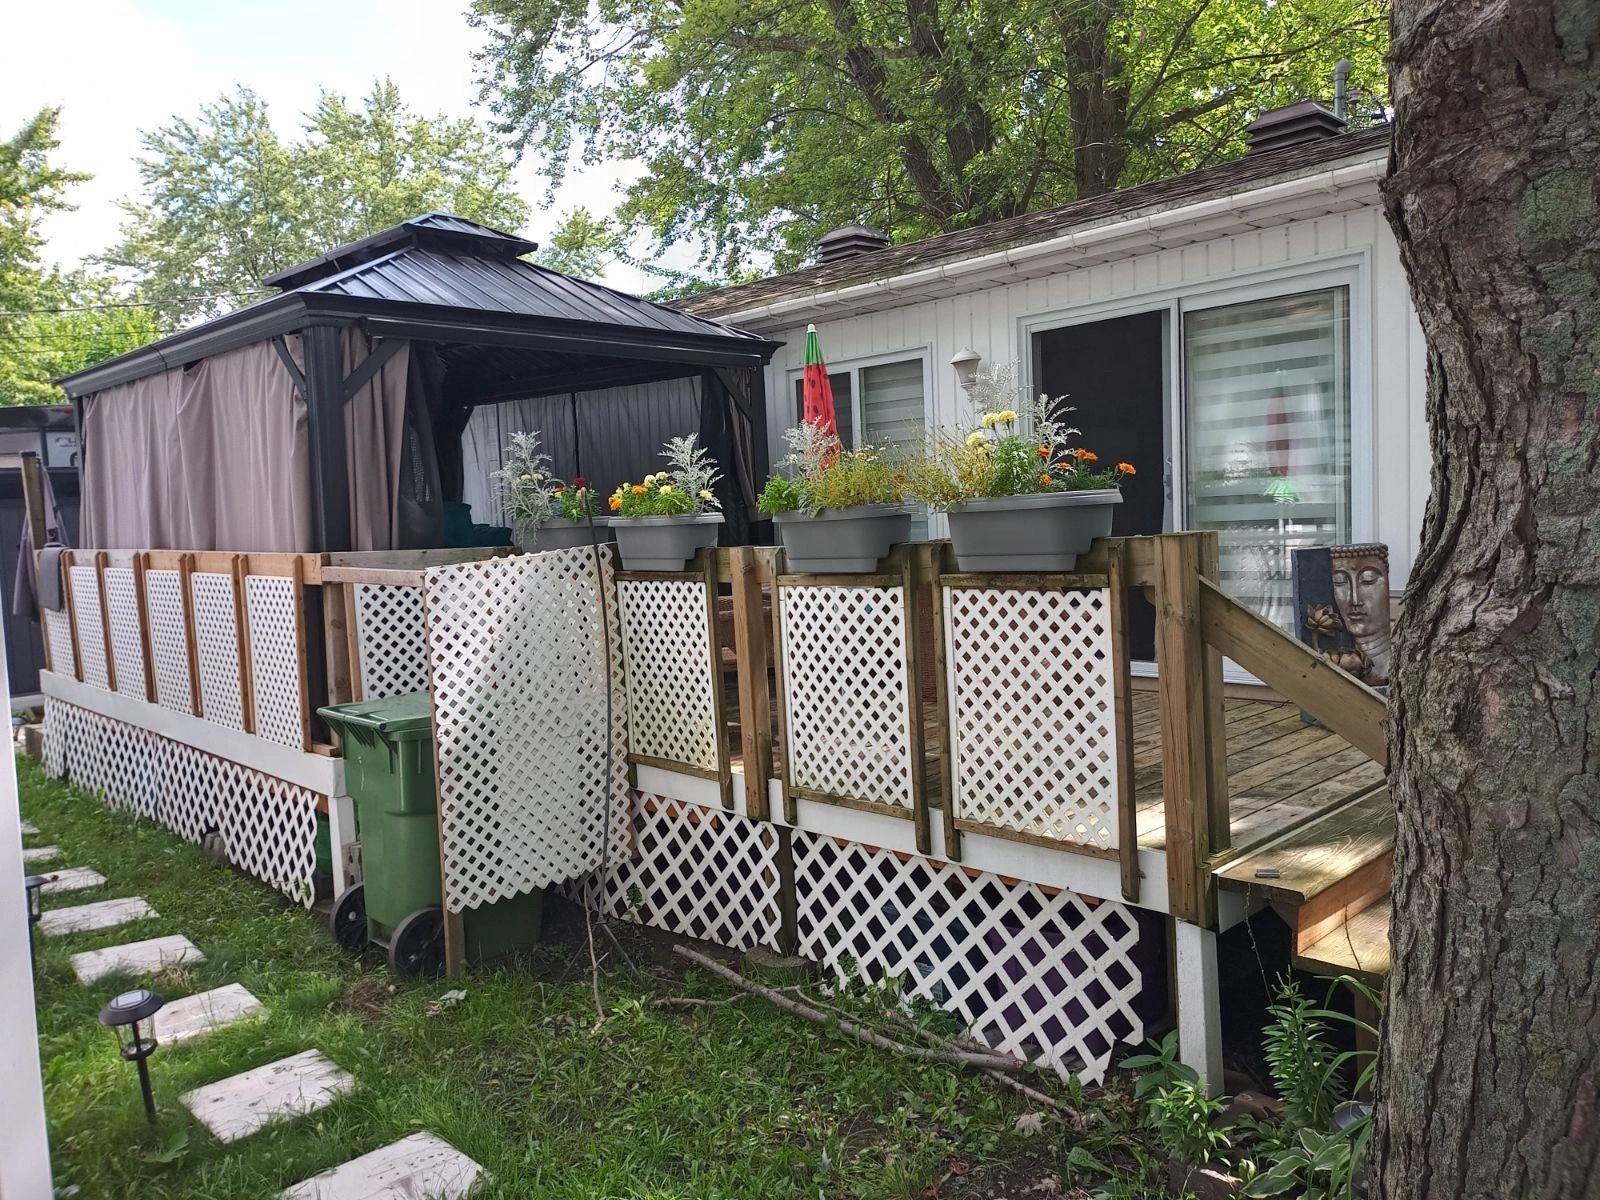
[191,572,246,731]
[422,548,628,914]
[43,608,76,679]
[568,792,783,952]
[792,832,1146,1082]
[245,575,306,748]
[70,565,111,691]
[144,569,195,714]
[352,583,429,699]
[104,567,148,700]
[944,587,1120,850]
[42,698,321,905]
[616,578,720,774]
[779,584,915,811]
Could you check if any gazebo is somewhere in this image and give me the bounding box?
[57,214,782,553]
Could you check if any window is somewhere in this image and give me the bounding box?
[789,355,929,538]
[1183,287,1352,631]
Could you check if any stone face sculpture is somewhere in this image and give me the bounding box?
[1292,543,1393,687]
[1328,543,1392,685]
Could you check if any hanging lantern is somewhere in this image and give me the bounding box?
[98,988,166,1123]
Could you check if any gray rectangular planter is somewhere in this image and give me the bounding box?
[611,514,724,571]
[946,489,1121,572]
[773,505,913,573]
[518,516,613,553]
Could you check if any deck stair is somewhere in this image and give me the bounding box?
[1214,784,1393,982]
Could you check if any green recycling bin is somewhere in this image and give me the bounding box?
[319,691,543,976]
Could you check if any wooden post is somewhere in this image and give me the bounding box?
[291,555,313,751]
[700,547,735,810]
[899,545,932,856]
[920,541,960,861]
[344,583,364,702]
[322,582,355,707]
[1196,533,1230,857]
[18,451,47,563]
[132,553,158,703]
[93,551,117,693]
[232,555,256,734]
[1106,540,1139,903]
[729,546,773,821]
[768,549,795,824]
[1153,533,1217,929]
[62,550,83,681]
[179,553,204,717]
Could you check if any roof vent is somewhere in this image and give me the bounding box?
[817,225,890,264]
[1245,100,1346,155]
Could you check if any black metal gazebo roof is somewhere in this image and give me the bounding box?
[58,214,782,552]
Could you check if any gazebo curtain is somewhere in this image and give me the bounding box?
[80,332,411,552]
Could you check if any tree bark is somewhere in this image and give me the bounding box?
[1378,4,1600,1199]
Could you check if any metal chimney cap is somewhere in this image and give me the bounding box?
[818,225,891,264]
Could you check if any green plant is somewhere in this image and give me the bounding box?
[1147,1077,1231,1167]
[758,420,905,517]
[490,432,598,535]
[1119,1030,1200,1101]
[610,433,722,517]
[1262,980,1341,1131]
[901,364,1133,508]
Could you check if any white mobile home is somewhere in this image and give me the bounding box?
[679,118,1420,646]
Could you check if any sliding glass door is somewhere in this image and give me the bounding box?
[1182,287,1352,631]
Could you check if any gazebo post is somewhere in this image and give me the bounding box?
[302,322,352,554]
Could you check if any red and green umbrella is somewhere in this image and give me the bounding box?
[801,323,839,441]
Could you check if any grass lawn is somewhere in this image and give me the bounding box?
[19,757,1150,1199]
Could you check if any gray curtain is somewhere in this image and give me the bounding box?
[80,332,411,552]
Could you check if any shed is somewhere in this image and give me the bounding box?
[57,214,782,553]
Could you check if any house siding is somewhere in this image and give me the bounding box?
[747,204,1428,589]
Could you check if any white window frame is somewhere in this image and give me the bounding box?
[1015,249,1376,681]
[782,345,934,448]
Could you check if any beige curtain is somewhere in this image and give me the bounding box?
[80,331,411,552]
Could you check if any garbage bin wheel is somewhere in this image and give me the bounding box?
[389,906,445,978]
[330,882,368,952]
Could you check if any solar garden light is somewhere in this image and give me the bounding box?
[98,988,166,1123]
[23,874,44,975]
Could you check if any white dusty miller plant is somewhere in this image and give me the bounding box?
[661,434,722,509]
[965,362,1080,449]
[491,430,557,535]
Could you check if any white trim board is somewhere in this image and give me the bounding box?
[42,670,344,797]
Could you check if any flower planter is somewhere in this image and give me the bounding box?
[610,513,724,571]
[516,516,612,553]
[772,504,913,574]
[945,489,1121,572]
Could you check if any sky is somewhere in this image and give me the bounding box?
[1,0,689,294]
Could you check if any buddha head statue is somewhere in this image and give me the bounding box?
[1329,543,1391,684]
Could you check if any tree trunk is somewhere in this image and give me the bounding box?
[1065,5,1130,199]
[1377,4,1600,1199]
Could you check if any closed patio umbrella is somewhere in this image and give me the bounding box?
[802,324,839,441]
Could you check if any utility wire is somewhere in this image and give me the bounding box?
[0,290,266,317]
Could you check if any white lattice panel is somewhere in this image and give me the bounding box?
[945,587,1120,849]
[104,567,149,699]
[423,548,628,913]
[617,579,720,772]
[70,565,111,691]
[245,575,306,748]
[793,832,1146,1082]
[42,698,320,906]
[353,584,430,699]
[569,792,782,951]
[779,584,914,810]
[192,572,245,731]
[44,608,76,678]
[145,569,195,714]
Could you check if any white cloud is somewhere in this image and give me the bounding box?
[0,0,704,292]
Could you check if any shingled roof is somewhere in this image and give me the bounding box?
[676,126,1391,321]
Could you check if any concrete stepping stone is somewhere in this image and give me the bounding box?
[40,896,157,936]
[39,866,106,894]
[280,1132,485,1199]
[155,983,265,1045]
[22,845,60,864]
[20,822,37,835]
[182,1049,355,1143]
[70,933,204,984]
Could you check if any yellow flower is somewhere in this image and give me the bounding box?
[520,473,532,481]
[608,495,622,512]
[532,472,545,481]
[699,489,713,501]
[980,412,1000,429]
[998,409,1018,424]
[966,430,988,447]
[659,484,675,494]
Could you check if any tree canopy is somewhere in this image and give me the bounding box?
[470,0,1389,275]
[106,80,534,322]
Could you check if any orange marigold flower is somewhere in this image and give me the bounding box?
[1036,445,1051,458]
[1053,462,1070,472]
[608,495,623,511]
[1117,462,1136,475]
[631,484,648,495]
[1074,448,1099,462]
[1039,473,1053,485]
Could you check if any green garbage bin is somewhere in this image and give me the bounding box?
[319,691,543,976]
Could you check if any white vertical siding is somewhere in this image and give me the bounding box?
[753,203,1430,588]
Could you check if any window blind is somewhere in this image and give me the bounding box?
[861,359,929,540]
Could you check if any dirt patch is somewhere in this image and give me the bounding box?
[342,977,395,1018]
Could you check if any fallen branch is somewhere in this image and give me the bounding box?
[651,994,749,1009]
[672,944,1025,1072]
[584,905,606,1033]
